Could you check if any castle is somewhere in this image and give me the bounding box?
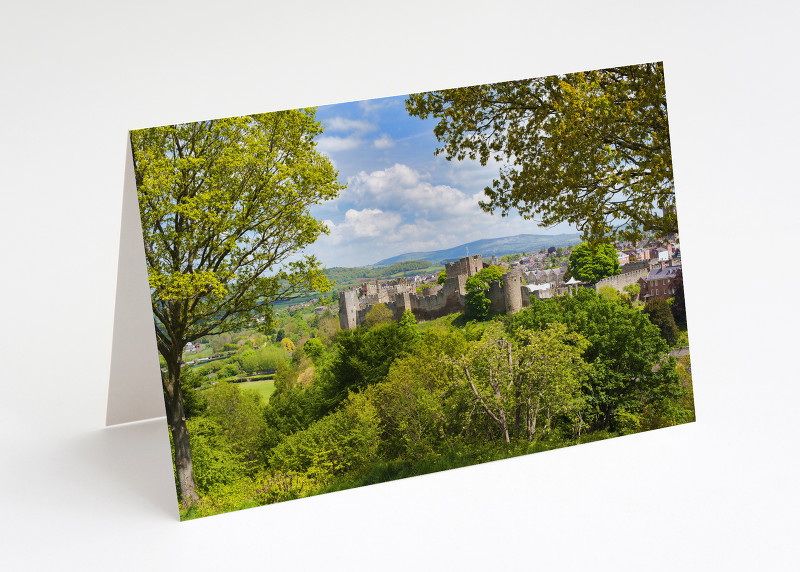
[338,254,571,330]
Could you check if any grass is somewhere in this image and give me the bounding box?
[237,377,276,401]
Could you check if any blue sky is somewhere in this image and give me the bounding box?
[303,94,576,267]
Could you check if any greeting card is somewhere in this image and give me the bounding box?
[113,62,693,520]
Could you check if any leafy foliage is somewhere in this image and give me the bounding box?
[670,274,687,328]
[185,417,248,494]
[644,298,680,346]
[453,322,589,442]
[369,327,468,459]
[624,283,640,297]
[132,112,342,352]
[269,392,381,483]
[132,109,342,503]
[204,383,267,472]
[598,285,620,303]
[177,281,693,519]
[317,322,420,414]
[237,345,287,374]
[509,288,680,430]
[406,63,675,243]
[180,370,208,418]
[303,338,325,363]
[568,242,620,284]
[464,265,504,320]
[364,303,393,328]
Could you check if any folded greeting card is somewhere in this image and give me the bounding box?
[112,62,694,520]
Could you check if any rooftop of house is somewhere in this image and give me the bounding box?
[644,265,682,281]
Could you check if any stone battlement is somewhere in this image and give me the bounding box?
[338,255,545,329]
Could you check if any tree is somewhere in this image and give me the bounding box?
[568,242,620,284]
[512,323,589,438]
[204,382,267,472]
[670,274,687,328]
[509,288,680,431]
[399,309,420,340]
[281,338,296,353]
[452,322,588,442]
[317,322,420,414]
[464,265,504,320]
[644,298,680,346]
[303,338,325,363]
[131,110,343,505]
[623,283,640,300]
[364,303,393,328]
[369,327,468,459]
[406,62,675,243]
[598,285,621,303]
[437,269,447,284]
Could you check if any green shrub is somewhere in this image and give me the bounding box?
[644,297,680,346]
[269,392,381,483]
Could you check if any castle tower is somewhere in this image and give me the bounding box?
[338,289,359,330]
[503,271,523,314]
[467,254,483,276]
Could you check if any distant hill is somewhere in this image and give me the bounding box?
[374,233,581,266]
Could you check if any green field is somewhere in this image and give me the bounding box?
[237,377,276,401]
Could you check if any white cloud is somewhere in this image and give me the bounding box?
[358,98,400,114]
[373,134,395,149]
[343,163,479,220]
[307,163,577,267]
[328,208,403,240]
[316,135,362,153]
[325,117,376,133]
[437,156,495,193]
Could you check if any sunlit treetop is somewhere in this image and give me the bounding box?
[131,110,345,348]
[406,62,676,244]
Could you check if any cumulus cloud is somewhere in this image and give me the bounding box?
[343,163,479,220]
[358,98,400,114]
[326,208,403,240]
[325,117,376,133]
[316,135,363,153]
[373,134,395,149]
[308,163,567,266]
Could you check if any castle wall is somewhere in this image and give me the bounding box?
[338,256,533,330]
[595,268,649,293]
[394,292,412,320]
[523,285,555,303]
[487,280,506,313]
[619,260,653,273]
[443,274,467,299]
[409,282,464,321]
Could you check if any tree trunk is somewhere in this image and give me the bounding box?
[164,369,199,506]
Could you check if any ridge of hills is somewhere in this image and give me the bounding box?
[373,233,581,266]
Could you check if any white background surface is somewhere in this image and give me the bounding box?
[2,1,798,570]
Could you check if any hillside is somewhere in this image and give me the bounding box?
[374,233,581,266]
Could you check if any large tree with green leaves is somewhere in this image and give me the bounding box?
[452,322,589,443]
[131,110,343,505]
[464,265,504,320]
[568,242,620,284]
[406,62,675,243]
[509,288,681,431]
